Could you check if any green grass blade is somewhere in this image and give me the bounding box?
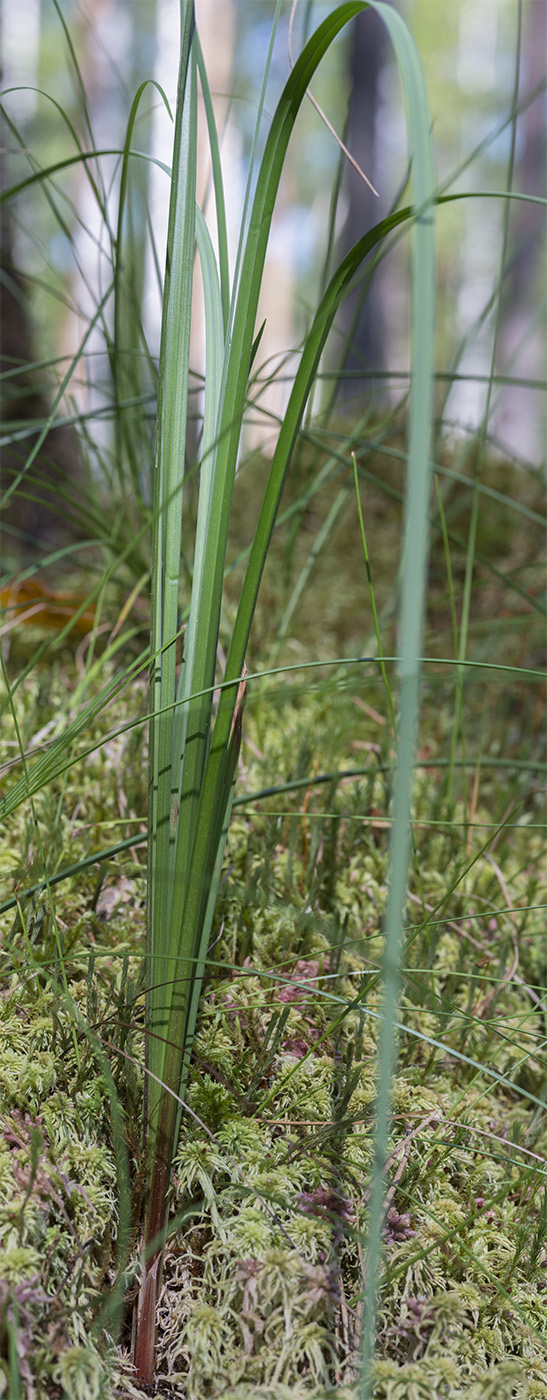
[0,285,113,514]
[167,203,224,951]
[276,483,351,646]
[135,8,197,1387]
[356,5,436,1391]
[212,207,412,738]
[112,78,171,498]
[146,11,197,1146]
[195,34,230,330]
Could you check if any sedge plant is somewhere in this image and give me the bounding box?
[133,0,435,1387]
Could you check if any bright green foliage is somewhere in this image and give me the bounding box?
[0,983,122,1398]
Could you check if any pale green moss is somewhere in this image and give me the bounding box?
[52,1345,105,1400]
[2,648,546,1398]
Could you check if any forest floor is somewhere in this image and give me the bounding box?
[0,450,545,1399]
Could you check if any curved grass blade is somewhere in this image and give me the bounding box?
[111,78,172,501]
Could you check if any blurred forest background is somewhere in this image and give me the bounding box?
[1,0,545,539]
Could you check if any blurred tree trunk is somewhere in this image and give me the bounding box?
[504,0,546,304]
[337,3,390,401]
[0,143,84,568]
[492,0,546,463]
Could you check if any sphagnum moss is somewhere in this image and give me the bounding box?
[2,661,546,1397]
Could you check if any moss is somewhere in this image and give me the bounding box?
[0,899,131,1396]
[52,1345,106,1400]
[2,574,546,1397]
[371,1357,529,1399]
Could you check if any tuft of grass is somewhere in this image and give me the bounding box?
[135,0,436,1385]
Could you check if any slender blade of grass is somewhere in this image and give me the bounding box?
[355,5,436,1392]
[135,4,197,1378]
[142,0,196,1268]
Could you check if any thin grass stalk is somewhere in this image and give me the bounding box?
[277,482,350,644]
[0,286,113,516]
[145,4,196,1120]
[353,4,435,1394]
[194,35,230,331]
[166,208,224,951]
[353,452,397,737]
[136,1,196,1380]
[112,78,167,502]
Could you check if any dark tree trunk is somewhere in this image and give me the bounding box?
[1,131,84,568]
[337,4,390,399]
